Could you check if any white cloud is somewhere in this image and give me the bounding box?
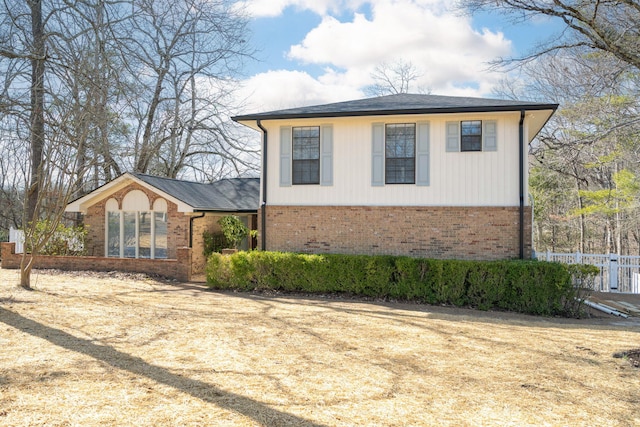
[286,0,511,96]
[236,0,367,18]
[236,0,516,114]
[236,69,363,113]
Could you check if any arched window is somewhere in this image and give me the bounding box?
[105,192,168,259]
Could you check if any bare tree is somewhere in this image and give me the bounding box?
[460,0,640,72]
[365,59,430,96]
[462,1,640,254]
[0,0,257,287]
[111,0,257,178]
[505,51,640,254]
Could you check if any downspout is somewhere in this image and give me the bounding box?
[257,120,267,251]
[519,110,526,259]
[189,212,206,247]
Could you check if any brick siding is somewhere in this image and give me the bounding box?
[191,213,259,274]
[191,213,223,275]
[1,242,192,281]
[260,205,532,260]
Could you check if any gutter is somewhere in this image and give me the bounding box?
[519,110,525,259]
[232,104,559,122]
[189,212,206,247]
[257,119,267,251]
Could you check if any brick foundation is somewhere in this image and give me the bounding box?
[1,242,192,281]
[261,205,532,260]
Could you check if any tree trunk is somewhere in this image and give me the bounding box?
[27,0,45,224]
[19,253,34,289]
[22,0,46,289]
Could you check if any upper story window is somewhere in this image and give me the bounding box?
[446,120,497,153]
[385,123,415,184]
[292,126,320,185]
[461,120,482,151]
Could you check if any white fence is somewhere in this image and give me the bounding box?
[536,251,640,294]
[9,227,24,254]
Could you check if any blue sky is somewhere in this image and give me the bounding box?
[235,0,562,113]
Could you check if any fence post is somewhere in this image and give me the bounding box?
[9,227,24,254]
[609,253,618,291]
[576,251,582,264]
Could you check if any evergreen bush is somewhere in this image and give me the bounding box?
[205,251,596,317]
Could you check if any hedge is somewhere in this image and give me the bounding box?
[206,251,599,317]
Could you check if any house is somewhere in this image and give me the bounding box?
[232,93,558,260]
[64,173,260,275]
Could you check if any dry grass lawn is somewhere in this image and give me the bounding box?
[0,268,639,427]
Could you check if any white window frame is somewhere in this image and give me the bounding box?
[105,196,168,259]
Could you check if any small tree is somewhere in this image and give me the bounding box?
[217,215,249,250]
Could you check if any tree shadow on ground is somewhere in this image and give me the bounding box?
[0,306,325,427]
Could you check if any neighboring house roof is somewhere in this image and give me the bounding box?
[232,93,559,121]
[65,173,260,214]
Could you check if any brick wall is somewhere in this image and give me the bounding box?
[1,242,192,281]
[261,205,532,260]
[83,183,189,259]
[191,213,259,274]
[191,213,223,275]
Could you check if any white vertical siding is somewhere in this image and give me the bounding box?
[262,111,528,207]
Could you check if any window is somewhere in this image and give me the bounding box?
[280,125,333,187]
[138,212,151,258]
[107,211,120,257]
[385,123,415,184]
[154,212,168,259]
[292,126,320,185]
[105,192,168,259]
[461,120,482,151]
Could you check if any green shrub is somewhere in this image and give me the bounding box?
[25,220,87,256]
[217,215,249,249]
[203,231,229,257]
[205,251,598,317]
[466,261,509,311]
[563,264,601,317]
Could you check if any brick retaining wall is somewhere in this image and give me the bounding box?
[1,242,192,281]
[261,205,532,260]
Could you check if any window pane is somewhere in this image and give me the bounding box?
[154,212,168,259]
[293,127,320,160]
[385,124,415,184]
[292,126,320,184]
[107,212,120,257]
[461,120,482,151]
[123,212,136,258]
[139,212,151,259]
[292,159,319,185]
[386,158,415,184]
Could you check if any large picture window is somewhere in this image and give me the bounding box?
[105,192,168,259]
[385,123,415,184]
[292,126,320,185]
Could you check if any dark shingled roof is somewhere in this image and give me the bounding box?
[232,93,558,121]
[134,174,259,212]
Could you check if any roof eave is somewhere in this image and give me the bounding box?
[232,104,559,122]
[65,172,195,214]
[192,208,258,214]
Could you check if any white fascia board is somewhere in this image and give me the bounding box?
[65,173,194,213]
[526,109,555,143]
